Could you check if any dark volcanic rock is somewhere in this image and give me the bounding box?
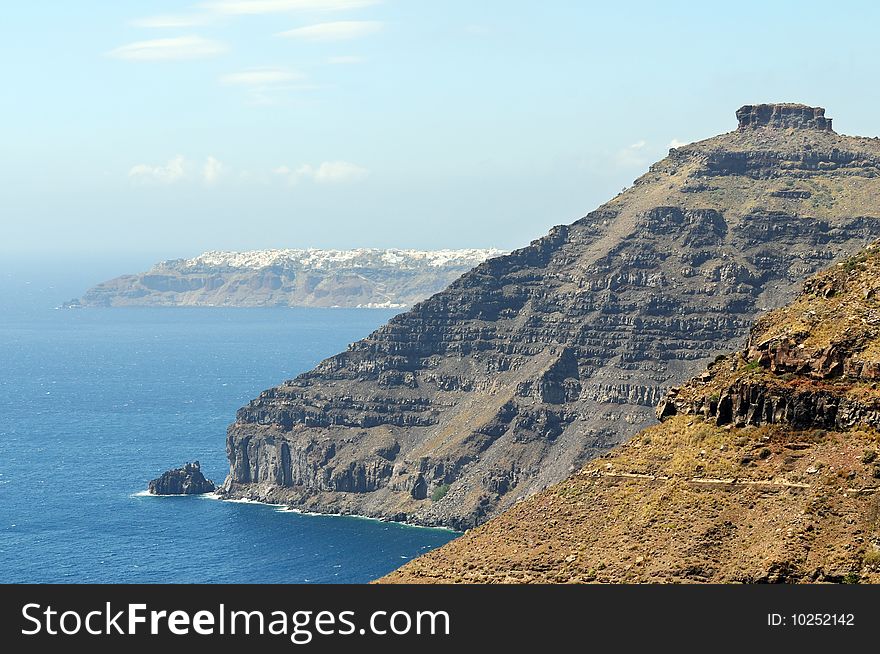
[736,103,833,132]
[148,461,215,495]
[657,241,880,432]
[220,104,880,529]
[381,244,880,584]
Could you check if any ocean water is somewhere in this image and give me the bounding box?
[0,268,458,583]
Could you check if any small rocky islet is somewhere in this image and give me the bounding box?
[148,103,880,583]
[148,461,216,496]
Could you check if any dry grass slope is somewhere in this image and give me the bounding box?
[381,244,880,583]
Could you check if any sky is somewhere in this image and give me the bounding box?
[3,0,880,264]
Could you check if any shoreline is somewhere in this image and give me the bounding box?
[222,492,461,534]
[134,489,460,534]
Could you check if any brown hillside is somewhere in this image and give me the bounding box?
[221,104,880,530]
[381,244,880,583]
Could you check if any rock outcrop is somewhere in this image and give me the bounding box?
[221,104,880,529]
[736,103,834,132]
[658,241,880,431]
[381,245,880,583]
[148,461,216,495]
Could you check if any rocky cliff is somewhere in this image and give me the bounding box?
[381,244,880,583]
[67,248,503,309]
[220,103,880,529]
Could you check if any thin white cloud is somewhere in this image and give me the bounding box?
[129,156,188,184]
[275,161,369,184]
[201,0,380,14]
[220,69,311,105]
[613,140,651,169]
[278,20,383,41]
[220,68,306,85]
[274,164,306,180]
[129,156,227,185]
[327,55,364,64]
[131,14,213,28]
[203,157,225,185]
[668,138,689,149]
[108,36,227,61]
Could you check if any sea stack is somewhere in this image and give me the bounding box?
[148,461,215,495]
[221,103,880,529]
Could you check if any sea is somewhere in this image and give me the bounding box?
[0,262,458,583]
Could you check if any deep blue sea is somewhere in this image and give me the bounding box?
[0,263,458,583]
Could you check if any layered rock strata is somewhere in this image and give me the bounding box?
[382,245,880,583]
[222,104,880,529]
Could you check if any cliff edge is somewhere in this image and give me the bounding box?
[382,244,880,583]
[221,104,880,529]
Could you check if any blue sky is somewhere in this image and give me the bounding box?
[3,0,880,262]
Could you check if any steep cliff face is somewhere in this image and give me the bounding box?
[659,241,880,431]
[221,104,880,529]
[381,245,880,583]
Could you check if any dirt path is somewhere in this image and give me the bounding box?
[594,470,811,489]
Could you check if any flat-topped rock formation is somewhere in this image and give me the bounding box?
[220,104,880,529]
[736,103,833,132]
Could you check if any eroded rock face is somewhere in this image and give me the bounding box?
[736,103,833,132]
[381,244,880,584]
[379,413,880,584]
[148,461,215,495]
[658,242,880,431]
[221,104,880,529]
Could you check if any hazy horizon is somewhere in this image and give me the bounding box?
[5,1,880,260]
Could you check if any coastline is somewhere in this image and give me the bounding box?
[136,489,460,534]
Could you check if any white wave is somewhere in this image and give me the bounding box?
[185,492,459,533]
[270,504,458,532]
[131,490,218,498]
[224,497,285,507]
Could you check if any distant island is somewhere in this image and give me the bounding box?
[64,248,505,309]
